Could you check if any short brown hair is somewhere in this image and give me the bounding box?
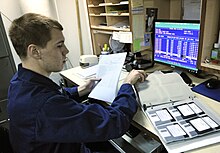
[9,13,63,59]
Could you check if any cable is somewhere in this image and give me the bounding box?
[0,11,13,23]
[205,74,219,80]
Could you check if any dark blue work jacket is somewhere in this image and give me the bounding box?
[7,64,138,153]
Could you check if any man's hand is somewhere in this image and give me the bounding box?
[78,78,101,97]
[123,69,147,85]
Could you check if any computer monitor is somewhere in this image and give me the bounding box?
[153,19,200,72]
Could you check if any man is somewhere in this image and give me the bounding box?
[7,13,146,153]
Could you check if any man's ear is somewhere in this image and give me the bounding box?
[27,44,41,59]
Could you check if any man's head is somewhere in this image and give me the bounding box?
[9,13,63,59]
[9,13,69,76]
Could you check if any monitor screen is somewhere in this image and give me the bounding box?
[153,19,200,72]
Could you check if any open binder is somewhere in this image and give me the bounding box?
[135,72,220,149]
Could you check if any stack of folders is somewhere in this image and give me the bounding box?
[135,71,220,144]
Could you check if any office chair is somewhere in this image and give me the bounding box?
[0,120,14,153]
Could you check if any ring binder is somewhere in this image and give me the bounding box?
[143,104,147,111]
[135,72,220,146]
[150,103,153,109]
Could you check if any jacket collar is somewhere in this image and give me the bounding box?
[17,64,60,90]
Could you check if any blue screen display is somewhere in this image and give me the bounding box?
[154,20,200,71]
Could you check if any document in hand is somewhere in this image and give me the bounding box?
[88,52,127,103]
[135,72,220,153]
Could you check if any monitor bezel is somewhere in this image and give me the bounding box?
[152,19,201,72]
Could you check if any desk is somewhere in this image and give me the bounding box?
[60,64,220,153]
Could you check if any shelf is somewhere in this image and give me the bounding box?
[87,0,132,55]
[199,0,220,73]
[99,2,114,6]
[88,1,129,7]
[90,13,129,16]
[89,14,101,16]
[91,25,130,32]
[100,2,129,6]
[88,4,103,8]
[201,63,220,72]
[100,13,129,16]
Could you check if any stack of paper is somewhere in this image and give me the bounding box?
[76,65,98,79]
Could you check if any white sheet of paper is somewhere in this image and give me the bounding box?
[167,124,186,137]
[112,31,120,40]
[203,116,218,128]
[177,104,195,117]
[119,32,132,43]
[88,53,127,102]
[188,103,203,114]
[189,118,211,132]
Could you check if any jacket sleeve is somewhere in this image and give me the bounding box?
[63,86,81,100]
[35,84,138,143]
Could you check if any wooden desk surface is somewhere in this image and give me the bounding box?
[60,65,220,153]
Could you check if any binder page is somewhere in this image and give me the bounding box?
[88,53,126,103]
[162,82,193,102]
[136,79,170,105]
[136,72,194,107]
[143,97,220,153]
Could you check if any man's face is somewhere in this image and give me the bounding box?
[39,28,69,74]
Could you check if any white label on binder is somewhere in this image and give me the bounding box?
[184,123,196,132]
[170,109,181,117]
[156,109,173,121]
[150,113,160,122]
[167,124,186,137]
[159,129,171,137]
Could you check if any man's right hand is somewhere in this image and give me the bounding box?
[123,69,147,85]
[78,78,101,97]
